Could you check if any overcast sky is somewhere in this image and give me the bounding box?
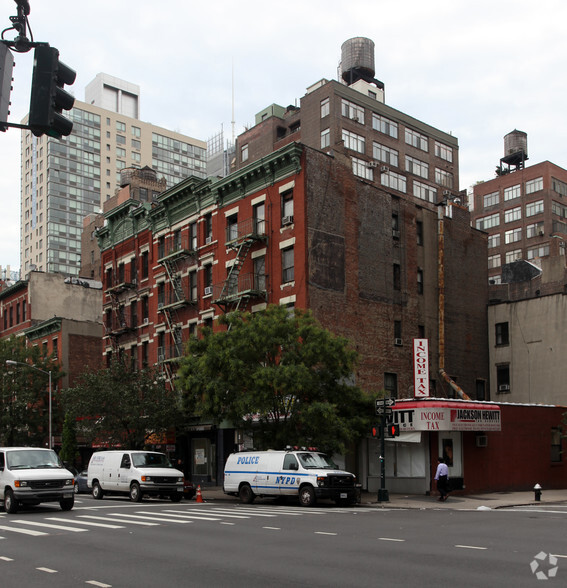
[1,0,566,271]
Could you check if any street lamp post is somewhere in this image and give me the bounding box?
[5,360,52,449]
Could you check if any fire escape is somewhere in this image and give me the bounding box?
[157,232,196,387]
[213,217,267,314]
[105,262,137,354]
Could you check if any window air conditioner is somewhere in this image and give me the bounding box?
[157,302,164,310]
[443,189,452,197]
[158,354,165,362]
[205,236,212,245]
[367,161,378,168]
[394,338,403,346]
[475,434,488,448]
[143,317,149,324]
[498,384,510,392]
[204,286,213,296]
[282,215,294,226]
[392,229,400,239]
[380,165,389,173]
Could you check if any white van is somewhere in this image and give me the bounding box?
[87,450,184,502]
[0,447,75,514]
[223,449,357,506]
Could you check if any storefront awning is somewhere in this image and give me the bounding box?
[391,399,501,433]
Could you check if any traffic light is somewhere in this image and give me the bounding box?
[0,43,14,129]
[371,425,379,438]
[387,424,400,438]
[29,45,75,139]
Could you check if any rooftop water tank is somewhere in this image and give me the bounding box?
[502,130,528,168]
[341,37,376,85]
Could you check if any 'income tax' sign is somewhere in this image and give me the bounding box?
[413,338,429,398]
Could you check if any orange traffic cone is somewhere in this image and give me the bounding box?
[196,485,203,503]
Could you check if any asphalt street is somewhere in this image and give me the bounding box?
[0,496,565,587]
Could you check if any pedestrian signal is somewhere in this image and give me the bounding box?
[387,424,400,437]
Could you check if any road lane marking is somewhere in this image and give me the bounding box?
[220,522,235,525]
[0,556,14,561]
[12,520,87,532]
[37,567,58,573]
[315,531,337,536]
[78,515,158,526]
[455,545,488,550]
[552,554,567,559]
[378,537,405,542]
[86,581,112,587]
[0,524,47,536]
[263,526,281,530]
[46,517,125,529]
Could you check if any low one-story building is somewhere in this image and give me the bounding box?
[363,398,566,495]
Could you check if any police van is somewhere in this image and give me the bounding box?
[87,450,184,502]
[223,449,357,506]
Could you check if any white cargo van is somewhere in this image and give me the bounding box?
[223,449,357,506]
[87,450,184,502]
[0,447,75,514]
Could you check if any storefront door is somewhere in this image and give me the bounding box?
[438,431,462,478]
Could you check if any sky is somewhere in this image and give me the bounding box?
[1,0,566,271]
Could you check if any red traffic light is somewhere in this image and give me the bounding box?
[387,424,400,437]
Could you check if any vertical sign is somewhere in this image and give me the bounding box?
[413,338,429,397]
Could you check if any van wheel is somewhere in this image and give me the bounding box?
[239,484,255,504]
[92,481,104,500]
[130,482,143,502]
[60,497,74,511]
[299,485,316,507]
[4,489,18,514]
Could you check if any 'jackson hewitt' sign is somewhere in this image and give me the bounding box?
[390,402,501,432]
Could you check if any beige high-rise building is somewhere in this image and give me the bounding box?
[20,74,207,277]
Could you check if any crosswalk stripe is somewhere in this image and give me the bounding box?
[0,524,47,536]
[123,512,190,523]
[78,515,158,526]
[12,520,88,533]
[164,509,246,520]
[46,517,125,529]
[196,508,276,518]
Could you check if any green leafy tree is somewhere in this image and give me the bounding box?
[179,305,375,454]
[62,359,181,449]
[0,336,62,447]
[59,413,78,468]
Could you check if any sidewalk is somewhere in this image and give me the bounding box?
[194,486,567,510]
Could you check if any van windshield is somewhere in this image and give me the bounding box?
[131,453,172,468]
[7,449,63,470]
[297,453,338,470]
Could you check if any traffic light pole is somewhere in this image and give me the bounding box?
[378,398,389,503]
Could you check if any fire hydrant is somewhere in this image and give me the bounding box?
[533,483,542,502]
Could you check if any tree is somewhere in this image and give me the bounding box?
[59,413,78,468]
[178,305,375,455]
[62,359,180,449]
[0,336,62,447]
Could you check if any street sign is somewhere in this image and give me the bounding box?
[376,407,393,416]
[375,398,396,415]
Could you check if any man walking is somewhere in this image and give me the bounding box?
[434,457,449,501]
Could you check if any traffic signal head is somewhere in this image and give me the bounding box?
[371,425,379,438]
[387,424,400,437]
[29,45,76,139]
[0,43,14,129]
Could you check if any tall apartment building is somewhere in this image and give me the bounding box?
[20,74,207,277]
[96,39,489,489]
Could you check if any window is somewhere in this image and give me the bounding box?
[254,202,266,235]
[526,200,544,217]
[352,157,373,180]
[320,97,329,118]
[341,99,364,123]
[483,191,499,208]
[141,250,149,279]
[406,155,429,179]
[416,221,423,245]
[241,144,249,162]
[504,207,521,223]
[381,170,406,193]
[372,113,398,138]
[526,244,549,260]
[505,249,522,263]
[320,128,330,149]
[116,121,126,132]
[551,428,562,463]
[526,177,543,194]
[254,256,266,291]
[504,228,522,244]
[384,373,398,399]
[393,263,401,290]
[552,177,567,197]
[392,213,399,234]
[496,364,510,393]
[413,180,436,203]
[488,234,501,248]
[131,301,137,329]
[394,320,402,340]
[434,141,453,162]
[226,213,238,242]
[52,337,58,359]
[189,222,198,250]
[157,236,165,259]
[435,168,453,188]
[282,247,294,283]
[281,190,294,224]
[189,271,198,302]
[405,128,428,151]
[141,296,149,321]
[204,213,213,242]
[504,184,521,201]
[476,213,500,230]
[488,254,501,269]
[342,129,365,153]
[417,269,424,294]
[495,322,509,346]
[526,222,544,239]
[204,264,213,289]
[373,142,398,167]
[116,135,126,145]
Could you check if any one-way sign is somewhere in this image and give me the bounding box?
[375,398,396,415]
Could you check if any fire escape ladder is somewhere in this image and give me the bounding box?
[218,237,254,302]
[162,258,185,304]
